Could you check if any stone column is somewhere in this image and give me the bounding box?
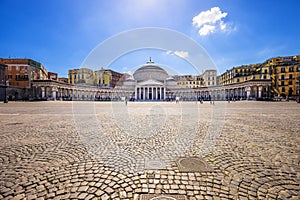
[152,87,154,100]
[143,87,146,100]
[258,86,262,98]
[159,87,162,100]
[135,87,137,100]
[41,87,45,98]
[140,87,142,100]
[147,87,149,100]
[52,87,57,100]
[163,87,166,100]
[246,86,251,100]
[59,88,62,99]
[155,87,158,100]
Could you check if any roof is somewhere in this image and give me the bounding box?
[137,79,164,86]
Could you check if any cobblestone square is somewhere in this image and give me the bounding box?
[0,101,299,199]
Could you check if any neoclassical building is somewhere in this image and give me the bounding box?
[120,59,176,100]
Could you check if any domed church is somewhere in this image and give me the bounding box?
[122,58,177,100]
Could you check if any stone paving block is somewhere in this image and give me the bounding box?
[0,102,299,199]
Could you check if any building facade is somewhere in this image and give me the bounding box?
[97,68,126,88]
[0,58,48,88]
[58,77,68,83]
[120,59,169,100]
[48,72,58,80]
[174,75,205,88]
[266,56,300,98]
[173,69,217,89]
[68,68,97,85]
[219,55,300,100]
[203,70,217,86]
[0,58,48,100]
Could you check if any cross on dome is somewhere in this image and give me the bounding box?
[146,57,154,64]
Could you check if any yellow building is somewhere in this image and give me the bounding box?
[266,56,300,98]
[220,55,300,99]
[97,68,126,88]
[68,68,96,85]
[174,75,205,88]
[220,63,271,85]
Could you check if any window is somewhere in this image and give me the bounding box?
[264,69,267,74]
[282,87,285,92]
[288,81,292,85]
[281,67,285,73]
[289,74,293,79]
[281,81,284,86]
[24,74,29,80]
[289,67,294,72]
[281,75,284,80]
[15,74,20,80]
[16,66,20,71]
[7,74,12,79]
[263,75,266,79]
[237,79,240,82]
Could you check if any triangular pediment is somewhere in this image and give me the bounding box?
[138,79,163,86]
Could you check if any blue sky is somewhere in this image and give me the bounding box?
[0,0,299,77]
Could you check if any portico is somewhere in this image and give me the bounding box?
[135,79,165,100]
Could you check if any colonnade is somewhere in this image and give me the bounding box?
[30,80,272,101]
[135,86,165,100]
[224,85,270,100]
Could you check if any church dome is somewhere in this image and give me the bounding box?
[133,59,169,82]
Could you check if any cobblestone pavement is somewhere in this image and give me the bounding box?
[0,101,299,199]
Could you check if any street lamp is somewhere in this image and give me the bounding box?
[0,64,8,103]
[3,83,7,103]
[298,74,300,103]
[3,65,8,103]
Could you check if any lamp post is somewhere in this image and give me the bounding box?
[4,80,7,103]
[298,74,300,103]
[1,64,8,103]
[3,65,8,103]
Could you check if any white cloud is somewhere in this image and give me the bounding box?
[199,24,216,36]
[219,21,227,30]
[174,51,189,58]
[192,7,229,36]
[166,50,189,59]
